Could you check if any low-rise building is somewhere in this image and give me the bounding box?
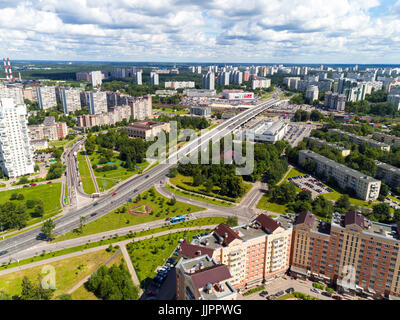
[190,106,211,117]
[308,137,351,157]
[222,90,254,100]
[375,160,400,189]
[183,89,216,97]
[28,119,68,141]
[125,121,170,139]
[30,139,49,151]
[244,120,288,143]
[328,129,391,151]
[298,150,381,201]
[373,132,400,147]
[165,81,195,89]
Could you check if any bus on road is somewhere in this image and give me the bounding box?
[170,215,186,224]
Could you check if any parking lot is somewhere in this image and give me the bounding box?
[239,277,352,300]
[284,124,313,147]
[288,174,333,198]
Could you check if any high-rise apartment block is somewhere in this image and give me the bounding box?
[88,91,108,115]
[252,78,271,90]
[36,86,57,110]
[305,85,319,102]
[283,77,301,90]
[324,91,346,111]
[150,72,159,86]
[76,72,90,82]
[165,81,195,89]
[0,85,24,105]
[0,98,34,178]
[60,88,82,114]
[135,71,142,85]
[202,72,215,90]
[217,72,230,86]
[90,71,103,87]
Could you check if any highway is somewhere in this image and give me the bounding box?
[0,96,283,263]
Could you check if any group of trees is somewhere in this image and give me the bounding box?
[85,263,139,300]
[46,162,66,180]
[293,109,324,122]
[155,114,209,130]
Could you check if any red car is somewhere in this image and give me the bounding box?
[47,181,52,184]
[332,295,343,300]
[31,183,37,186]
[302,187,307,191]
[112,193,117,196]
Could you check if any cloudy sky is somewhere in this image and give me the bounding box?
[0,0,400,63]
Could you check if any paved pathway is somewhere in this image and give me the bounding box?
[120,244,141,288]
[84,148,100,194]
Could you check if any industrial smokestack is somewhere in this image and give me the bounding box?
[7,58,13,81]
[3,58,9,80]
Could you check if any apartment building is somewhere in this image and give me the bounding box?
[190,106,211,117]
[90,71,103,87]
[23,87,38,102]
[165,81,195,89]
[175,255,237,300]
[308,137,351,157]
[150,72,159,86]
[328,129,391,151]
[305,85,319,102]
[128,95,152,120]
[290,210,400,299]
[375,160,400,189]
[36,86,57,110]
[135,71,142,85]
[373,132,400,147]
[324,91,346,111]
[125,121,170,139]
[202,72,215,90]
[217,72,230,86]
[0,98,34,178]
[106,91,129,108]
[0,85,24,105]
[88,91,108,115]
[76,72,90,82]
[252,78,271,90]
[283,77,301,90]
[28,120,68,141]
[60,88,82,114]
[298,150,381,201]
[178,214,293,292]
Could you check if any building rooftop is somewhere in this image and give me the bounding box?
[177,240,214,259]
[376,160,400,174]
[308,137,350,152]
[127,121,165,129]
[329,129,390,148]
[295,211,331,235]
[299,150,380,183]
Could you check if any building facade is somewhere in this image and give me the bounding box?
[328,129,390,151]
[125,121,170,139]
[190,106,211,117]
[88,91,108,115]
[60,88,82,114]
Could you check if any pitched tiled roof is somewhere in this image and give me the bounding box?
[191,264,232,290]
[254,214,280,233]
[295,211,315,228]
[177,240,214,259]
[344,211,365,229]
[214,223,241,246]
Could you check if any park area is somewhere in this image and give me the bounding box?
[55,187,205,242]
[89,151,149,192]
[77,152,96,195]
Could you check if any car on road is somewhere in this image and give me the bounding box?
[259,290,268,297]
[332,295,342,300]
[23,185,30,188]
[285,287,294,294]
[30,183,37,186]
[47,181,52,184]
[275,290,284,297]
[322,291,332,297]
[145,175,149,178]
[311,288,321,294]
[112,192,117,196]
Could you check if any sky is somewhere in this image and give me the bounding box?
[1,0,400,63]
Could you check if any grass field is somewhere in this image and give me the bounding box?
[153,107,189,115]
[54,187,205,241]
[89,152,149,192]
[127,229,209,288]
[165,184,235,207]
[170,173,252,203]
[256,194,289,214]
[0,183,62,228]
[0,249,115,298]
[77,152,96,195]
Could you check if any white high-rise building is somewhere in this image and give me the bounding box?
[61,88,82,114]
[150,72,159,86]
[0,98,34,178]
[36,86,57,110]
[305,85,319,102]
[135,71,143,85]
[252,78,271,90]
[90,71,103,87]
[202,72,215,90]
[0,86,24,105]
[88,91,108,115]
[217,71,230,86]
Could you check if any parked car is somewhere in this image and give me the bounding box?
[23,185,30,188]
[322,291,332,297]
[285,287,294,294]
[259,290,268,297]
[31,183,37,186]
[275,290,284,297]
[311,288,321,294]
[332,295,342,300]
[112,192,117,196]
[47,181,52,184]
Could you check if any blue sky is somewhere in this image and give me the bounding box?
[0,0,400,63]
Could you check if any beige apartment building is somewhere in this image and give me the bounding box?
[60,88,82,114]
[308,137,351,157]
[290,210,400,299]
[299,150,381,201]
[28,121,68,141]
[329,129,391,151]
[373,132,400,147]
[125,121,170,140]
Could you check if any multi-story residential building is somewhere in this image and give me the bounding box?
[230,70,243,84]
[252,78,271,90]
[36,86,57,110]
[190,106,211,117]
[202,72,215,90]
[28,117,68,141]
[373,132,400,147]
[23,87,38,102]
[106,91,129,108]
[308,137,351,157]
[387,95,400,110]
[375,160,400,189]
[155,90,177,97]
[60,88,82,114]
[217,72,230,86]
[111,68,127,79]
[298,150,381,201]
[135,71,142,85]
[165,81,195,89]
[150,72,159,86]
[324,91,346,111]
[88,91,107,115]
[283,77,301,90]
[0,98,34,178]
[290,210,400,299]
[90,71,103,87]
[328,129,391,151]
[175,254,237,300]
[76,72,90,82]
[305,85,319,102]
[176,214,293,291]
[128,95,152,120]
[0,85,24,105]
[243,70,250,82]
[125,121,170,139]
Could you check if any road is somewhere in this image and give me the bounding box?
[0,97,283,263]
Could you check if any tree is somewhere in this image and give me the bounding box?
[226,216,238,227]
[17,194,25,201]
[371,203,391,223]
[41,219,56,240]
[271,183,297,205]
[296,190,312,202]
[204,179,214,193]
[168,197,177,206]
[19,276,53,300]
[335,194,351,211]
[168,168,178,178]
[10,193,18,200]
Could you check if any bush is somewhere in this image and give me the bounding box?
[312,282,324,290]
[243,285,265,296]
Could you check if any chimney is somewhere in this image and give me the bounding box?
[224,232,228,238]
[196,250,201,256]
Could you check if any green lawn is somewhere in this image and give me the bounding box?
[77,152,96,195]
[153,107,189,115]
[89,151,149,192]
[256,194,289,214]
[54,187,205,241]
[170,173,252,203]
[0,249,115,298]
[0,183,62,229]
[127,229,209,288]
[165,184,235,207]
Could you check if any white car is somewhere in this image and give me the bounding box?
[311,288,321,294]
